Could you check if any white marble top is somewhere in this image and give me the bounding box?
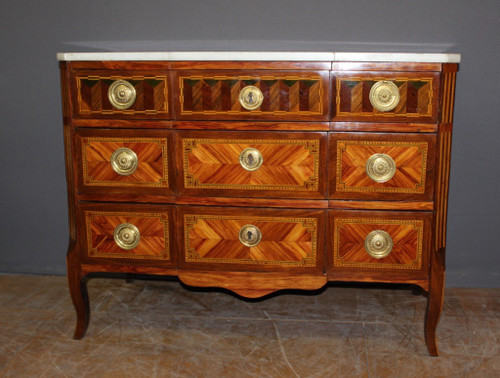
[57,51,461,63]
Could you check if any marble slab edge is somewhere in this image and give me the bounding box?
[56,51,461,63]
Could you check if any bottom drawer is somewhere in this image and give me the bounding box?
[328,210,431,281]
[179,206,325,273]
[79,203,174,265]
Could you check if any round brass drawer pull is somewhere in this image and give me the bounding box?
[239,148,263,171]
[239,85,264,110]
[113,223,140,250]
[108,80,136,110]
[369,81,400,112]
[364,230,393,259]
[365,153,396,183]
[239,224,262,247]
[110,148,138,176]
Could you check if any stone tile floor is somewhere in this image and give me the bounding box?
[0,274,498,377]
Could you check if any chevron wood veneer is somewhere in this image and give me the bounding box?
[333,217,424,270]
[184,213,318,267]
[183,137,319,191]
[84,210,170,260]
[80,136,169,188]
[336,140,428,193]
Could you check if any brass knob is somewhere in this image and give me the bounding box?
[239,148,263,171]
[239,224,262,247]
[364,230,393,259]
[113,223,140,250]
[239,86,264,110]
[108,80,136,110]
[369,81,400,112]
[110,148,138,176]
[365,153,396,183]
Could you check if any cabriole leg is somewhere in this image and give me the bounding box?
[66,242,90,339]
[425,247,446,356]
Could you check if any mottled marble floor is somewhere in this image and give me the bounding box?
[0,275,498,377]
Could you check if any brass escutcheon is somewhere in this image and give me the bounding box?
[364,230,393,259]
[239,85,264,110]
[108,80,136,110]
[113,223,140,250]
[369,81,400,112]
[365,153,396,183]
[110,148,138,176]
[238,224,262,247]
[239,148,263,171]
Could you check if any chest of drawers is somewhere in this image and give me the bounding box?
[58,52,459,356]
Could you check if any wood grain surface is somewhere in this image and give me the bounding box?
[174,70,330,121]
[178,206,325,273]
[178,130,326,198]
[71,70,170,119]
[332,71,439,122]
[330,132,436,201]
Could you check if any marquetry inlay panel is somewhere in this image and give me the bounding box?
[184,214,318,267]
[81,137,169,188]
[85,211,170,260]
[178,74,325,116]
[76,75,168,115]
[435,69,457,249]
[334,74,436,120]
[336,140,428,194]
[333,217,424,270]
[183,138,320,191]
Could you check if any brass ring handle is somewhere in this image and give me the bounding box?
[108,80,136,110]
[239,85,264,110]
[364,230,393,259]
[239,148,263,171]
[113,223,140,250]
[110,148,138,176]
[239,224,262,247]
[365,153,396,183]
[369,81,400,112]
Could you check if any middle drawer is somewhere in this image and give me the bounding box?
[177,130,327,199]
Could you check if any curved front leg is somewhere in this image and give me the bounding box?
[425,247,446,356]
[67,242,90,339]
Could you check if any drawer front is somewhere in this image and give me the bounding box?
[328,210,431,277]
[180,206,325,273]
[75,129,173,196]
[174,70,330,121]
[330,133,436,201]
[71,70,170,119]
[178,131,327,199]
[79,204,174,265]
[333,71,439,122]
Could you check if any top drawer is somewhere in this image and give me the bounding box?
[333,71,439,123]
[71,70,171,120]
[174,70,330,121]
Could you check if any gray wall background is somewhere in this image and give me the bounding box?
[1,0,499,287]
